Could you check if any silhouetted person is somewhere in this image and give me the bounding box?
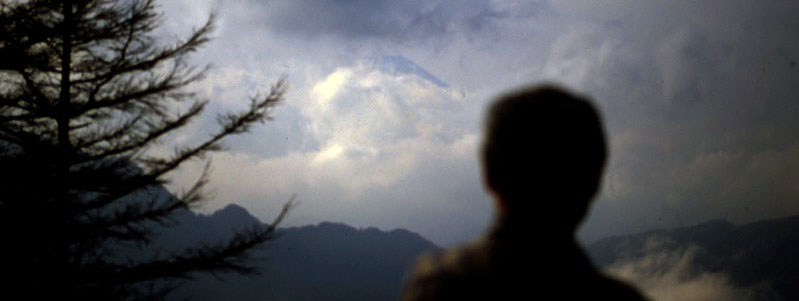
[402,85,647,300]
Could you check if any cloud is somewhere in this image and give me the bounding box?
[604,237,767,301]
[167,58,492,246]
[302,60,467,151]
[154,0,799,246]
[248,0,517,42]
[546,0,799,242]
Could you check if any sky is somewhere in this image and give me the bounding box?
[154,0,799,247]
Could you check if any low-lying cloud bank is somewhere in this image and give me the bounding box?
[603,237,772,301]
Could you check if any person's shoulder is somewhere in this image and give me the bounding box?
[407,241,486,281]
[401,241,489,301]
[594,274,649,300]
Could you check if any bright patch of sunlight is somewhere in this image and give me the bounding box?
[313,143,344,164]
[312,68,352,105]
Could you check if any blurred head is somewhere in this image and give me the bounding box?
[481,85,607,231]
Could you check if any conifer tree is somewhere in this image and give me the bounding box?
[0,0,290,298]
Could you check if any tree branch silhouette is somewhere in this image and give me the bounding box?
[0,0,291,299]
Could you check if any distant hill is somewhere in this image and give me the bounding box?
[586,216,799,300]
[137,182,799,301]
[152,204,438,300]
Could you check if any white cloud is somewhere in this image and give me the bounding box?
[301,60,467,163]
[312,69,352,105]
[164,58,491,246]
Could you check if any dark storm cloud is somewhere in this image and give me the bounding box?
[249,0,515,41]
[560,1,799,242]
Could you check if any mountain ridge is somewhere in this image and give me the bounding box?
[157,198,799,300]
[157,204,438,300]
[366,55,449,88]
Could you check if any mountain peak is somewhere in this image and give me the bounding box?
[366,55,449,88]
[209,203,262,227]
[212,203,248,216]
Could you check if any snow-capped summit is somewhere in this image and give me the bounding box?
[366,55,449,88]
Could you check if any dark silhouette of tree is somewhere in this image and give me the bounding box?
[0,0,291,299]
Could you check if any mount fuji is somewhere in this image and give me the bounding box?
[366,55,449,88]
